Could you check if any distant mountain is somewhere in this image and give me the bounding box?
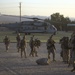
[0,14,75,24]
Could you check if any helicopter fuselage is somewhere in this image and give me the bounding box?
[18,21,57,34]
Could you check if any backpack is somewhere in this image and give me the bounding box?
[61,37,69,49]
[47,39,54,49]
[34,39,41,46]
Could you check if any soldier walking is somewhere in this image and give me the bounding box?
[29,35,35,57]
[68,32,75,67]
[20,35,27,58]
[46,34,56,61]
[59,37,69,63]
[16,33,21,52]
[70,34,75,72]
[3,35,10,52]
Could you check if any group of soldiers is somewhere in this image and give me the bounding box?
[59,32,75,72]
[3,32,75,72]
[46,32,75,72]
[16,33,27,58]
[3,33,41,58]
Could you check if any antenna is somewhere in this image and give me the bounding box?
[19,2,21,22]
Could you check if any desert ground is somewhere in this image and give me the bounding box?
[0,42,75,75]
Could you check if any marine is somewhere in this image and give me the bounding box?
[3,35,10,52]
[59,37,69,63]
[68,32,75,67]
[70,34,75,72]
[16,33,21,52]
[20,35,27,58]
[33,38,41,57]
[29,35,35,57]
[46,35,56,61]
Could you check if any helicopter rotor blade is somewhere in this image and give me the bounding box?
[1,14,44,21]
[2,14,20,17]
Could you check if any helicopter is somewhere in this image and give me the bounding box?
[0,14,57,34]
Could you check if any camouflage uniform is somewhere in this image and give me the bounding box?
[20,36,27,58]
[67,32,75,67]
[47,37,56,61]
[29,36,35,57]
[16,33,21,52]
[60,37,69,63]
[33,39,41,57]
[3,35,10,52]
[70,35,75,72]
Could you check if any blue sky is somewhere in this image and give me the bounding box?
[0,0,75,17]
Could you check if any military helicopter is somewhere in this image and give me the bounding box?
[0,14,57,34]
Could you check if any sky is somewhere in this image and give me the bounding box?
[0,0,75,17]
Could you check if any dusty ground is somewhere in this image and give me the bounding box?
[0,42,75,75]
